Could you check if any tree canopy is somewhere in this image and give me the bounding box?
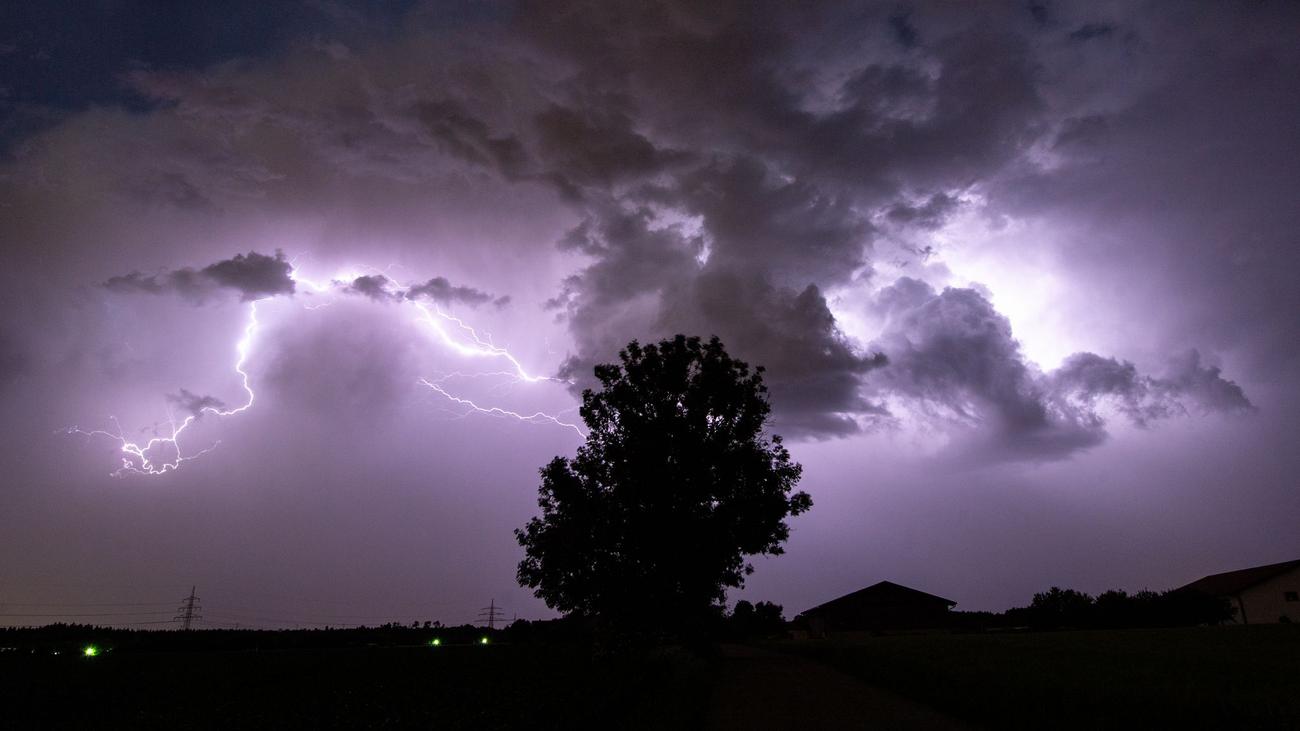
[515,335,811,640]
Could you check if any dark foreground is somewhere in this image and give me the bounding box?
[2,625,1297,729]
[776,625,1300,730]
[1,641,712,730]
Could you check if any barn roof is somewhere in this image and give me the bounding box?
[801,580,956,616]
[1178,559,1300,597]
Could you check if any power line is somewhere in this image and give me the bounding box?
[1,583,469,612]
[203,610,461,628]
[207,607,456,623]
[185,586,467,609]
[117,620,178,626]
[203,612,353,628]
[0,602,175,608]
[0,611,175,617]
[0,618,178,627]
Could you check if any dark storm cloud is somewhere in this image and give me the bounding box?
[513,2,1046,193]
[511,2,1052,440]
[532,104,692,195]
[1068,23,1117,43]
[549,205,703,367]
[104,251,294,303]
[165,389,225,417]
[869,279,1253,459]
[345,274,402,302]
[0,1,418,150]
[549,196,883,437]
[551,205,702,307]
[888,11,921,49]
[405,277,498,308]
[200,251,295,299]
[343,274,504,308]
[74,1,1051,446]
[647,157,872,287]
[1156,351,1254,415]
[413,100,530,181]
[15,0,1275,458]
[869,278,1072,454]
[885,193,961,230]
[656,271,888,438]
[1050,351,1251,424]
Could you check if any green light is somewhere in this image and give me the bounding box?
[479,636,489,645]
[82,645,99,657]
[430,638,442,646]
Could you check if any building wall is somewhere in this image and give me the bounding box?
[1236,566,1300,624]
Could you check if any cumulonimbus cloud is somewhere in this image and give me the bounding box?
[69,0,1278,460]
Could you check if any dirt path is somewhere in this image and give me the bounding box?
[705,644,971,731]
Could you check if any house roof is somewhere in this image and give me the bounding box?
[801,580,956,616]
[1178,559,1300,597]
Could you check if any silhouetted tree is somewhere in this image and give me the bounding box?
[1095,589,1135,628]
[1028,587,1095,628]
[726,600,787,639]
[752,600,785,632]
[515,335,811,643]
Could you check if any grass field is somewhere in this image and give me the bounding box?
[0,643,713,730]
[773,625,1300,730]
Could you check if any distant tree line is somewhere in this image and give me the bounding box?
[0,622,506,655]
[955,587,1234,631]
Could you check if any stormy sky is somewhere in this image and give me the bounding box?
[1,1,1297,626]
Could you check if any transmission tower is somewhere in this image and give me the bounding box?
[173,586,201,630]
[478,598,505,631]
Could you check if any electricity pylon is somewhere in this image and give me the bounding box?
[478,598,505,631]
[173,586,201,630]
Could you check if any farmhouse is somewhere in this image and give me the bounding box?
[1178,559,1300,624]
[795,580,956,636]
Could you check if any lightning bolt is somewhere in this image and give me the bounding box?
[373,270,564,385]
[70,264,582,477]
[418,379,584,437]
[67,301,261,476]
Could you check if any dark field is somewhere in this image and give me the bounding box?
[775,625,1300,730]
[0,642,713,730]
[4,626,1299,729]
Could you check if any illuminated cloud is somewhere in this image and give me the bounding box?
[104,251,295,303]
[405,277,502,308]
[868,279,1253,459]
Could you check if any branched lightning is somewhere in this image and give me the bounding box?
[418,379,585,437]
[71,264,581,477]
[67,301,261,476]
[380,271,566,386]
